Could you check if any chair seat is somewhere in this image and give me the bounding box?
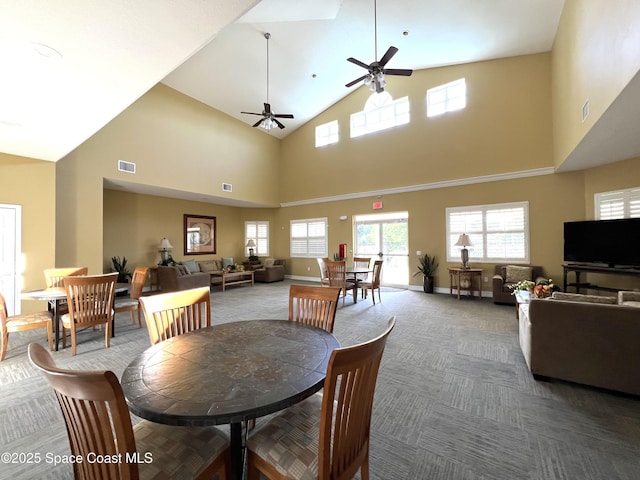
[134,421,230,480]
[60,310,115,326]
[247,393,325,479]
[5,311,51,328]
[114,298,138,309]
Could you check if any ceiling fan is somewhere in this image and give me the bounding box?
[345,0,413,93]
[241,33,294,131]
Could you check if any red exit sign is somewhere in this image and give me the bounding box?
[372,201,383,210]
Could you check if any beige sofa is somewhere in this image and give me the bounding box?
[520,292,640,395]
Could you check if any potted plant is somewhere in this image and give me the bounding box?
[414,253,439,293]
[111,256,132,283]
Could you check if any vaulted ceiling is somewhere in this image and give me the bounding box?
[2,0,568,163]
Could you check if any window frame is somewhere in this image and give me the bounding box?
[446,201,530,264]
[245,221,269,257]
[426,78,467,118]
[595,187,640,219]
[315,120,339,147]
[350,93,410,138]
[290,217,328,258]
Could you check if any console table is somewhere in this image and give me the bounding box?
[563,264,640,293]
[448,267,483,300]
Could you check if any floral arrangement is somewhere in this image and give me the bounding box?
[509,278,559,298]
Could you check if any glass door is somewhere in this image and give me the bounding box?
[354,212,409,286]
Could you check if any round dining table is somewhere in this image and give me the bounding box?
[120,319,340,480]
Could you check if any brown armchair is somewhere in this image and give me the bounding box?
[254,259,286,283]
[492,265,545,305]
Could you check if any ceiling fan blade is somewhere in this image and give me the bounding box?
[347,57,370,70]
[345,74,369,88]
[273,113,294,119]
[252,119,264,128]
[384,68,413,76]
[273,118,286,129]
[378,46,399,67]
[241,111,263,116]
[264,103,271,114]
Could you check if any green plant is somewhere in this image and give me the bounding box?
[111,256,132,283]
[508,279,535,294]
[414,253,439,277]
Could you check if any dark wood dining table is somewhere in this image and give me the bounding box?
[120,319,340,480]
[22,283,129,351]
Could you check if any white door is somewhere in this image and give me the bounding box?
[354,212,409,287]
[0,204,21,315]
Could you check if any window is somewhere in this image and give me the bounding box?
[290,218,328,258]
[315,120,339,147]
[595,187,640,219]
[350,92,409,138]
[446,202,529,263]
[245,221,269,256]
[426,78,466,117]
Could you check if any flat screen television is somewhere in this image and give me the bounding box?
[564,218,640,268]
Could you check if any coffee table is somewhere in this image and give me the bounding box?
[210,270,254,291]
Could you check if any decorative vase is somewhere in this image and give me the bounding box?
[423,276,434,293]
[460,275,471,289]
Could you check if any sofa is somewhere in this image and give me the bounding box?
[253,259,286,283]
[156,265,211,292]
[492,264,545,305]
[520,291,640,395]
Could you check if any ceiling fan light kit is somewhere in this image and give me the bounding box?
[345,0,413,93]
[241,32,294,131]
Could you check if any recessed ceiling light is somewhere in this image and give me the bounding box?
[31,42,63,60]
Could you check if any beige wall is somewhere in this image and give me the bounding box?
[281,53,553,203]
[552,0,640,168]
[57,84,281,273]
[103,190,278,272]
[0,153,56,312]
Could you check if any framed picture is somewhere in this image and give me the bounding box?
[184,214,216,255]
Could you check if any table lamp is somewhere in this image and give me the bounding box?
[246,239,256,257]
[454,233,472,269]
[158,237,174,264]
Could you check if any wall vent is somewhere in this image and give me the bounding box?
[118,160,136,173]
[222,182,232,192]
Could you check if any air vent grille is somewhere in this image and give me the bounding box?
[222,183,232,192]
[118,160,136,173]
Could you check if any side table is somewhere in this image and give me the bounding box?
[448,267,483,300]
[514,291,532,319]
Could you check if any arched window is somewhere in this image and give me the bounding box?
[350,92,410,138]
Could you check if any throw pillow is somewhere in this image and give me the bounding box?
[183,260,199,274]
[222,257,234,268]
[198,260,220,273]
[264,258,275,267]
[505,265,533,284]
[551,292,617,304]
[176,265,190,276]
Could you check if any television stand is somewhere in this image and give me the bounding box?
[562,264,640,294]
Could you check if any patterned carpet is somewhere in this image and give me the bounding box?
[1,280,640,479]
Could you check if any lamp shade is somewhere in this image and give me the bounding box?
[454,234,472,247]
[159,237,173,250]
[246,239,256,248]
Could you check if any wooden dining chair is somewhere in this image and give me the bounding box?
[360,260,383,304]
[28,342,231,480]
[325,260,356,305]
[139,286,211,346]
[61,272,118,356]
[288,285,342,333]
[114,266,149,328]
[349,257,371,283]
[317,257,330,286]
[0,292,53,361]
[246,317,396,480]
[43,267,88,316]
